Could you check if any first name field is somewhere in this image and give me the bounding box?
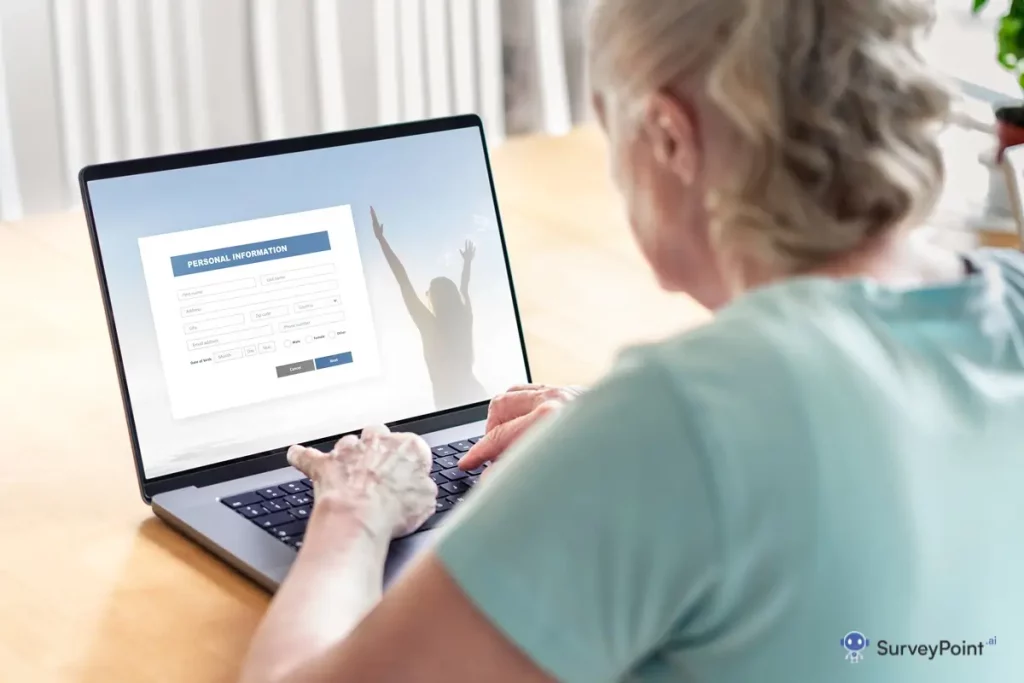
[169,231,333,277]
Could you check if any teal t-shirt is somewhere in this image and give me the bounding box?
[435,249,1024,682]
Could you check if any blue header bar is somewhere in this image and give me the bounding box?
[170,231,331,277]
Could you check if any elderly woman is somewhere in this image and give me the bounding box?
[240,0,1022,681]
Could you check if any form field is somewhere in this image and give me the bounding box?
[182,314,245,336]
[261,264,335,286]
[177,278,256,301]
[214,348,243,363]
[180,281,339,318]
[187,325,273,352]
[278,313,345,333]
[293,295,342,313]
[250,306,289,322]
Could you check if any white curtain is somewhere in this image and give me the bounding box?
[0,0,590,222]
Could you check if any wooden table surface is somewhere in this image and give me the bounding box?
[0,125,708,682]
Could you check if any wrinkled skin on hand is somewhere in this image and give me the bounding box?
[287,425,436,540]
[460,384,585,471]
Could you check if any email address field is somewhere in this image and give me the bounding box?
[180,281,339,318]
[278,314,346,333]
[186,325,273,351]
[176,277,256,301]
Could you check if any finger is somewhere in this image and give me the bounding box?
[504,383,547,393]
[405,434,433,473]
[484,389,546,433]
[287,445,323,476]
[361,424,391,446]
[462,402,559,469]
[332,433,360,455]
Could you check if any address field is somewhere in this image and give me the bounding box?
[180,281,339,318]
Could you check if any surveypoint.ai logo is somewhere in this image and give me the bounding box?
[842,632,870,663]
[841,632,999,663]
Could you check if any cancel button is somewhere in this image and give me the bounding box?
[275,360,316,378]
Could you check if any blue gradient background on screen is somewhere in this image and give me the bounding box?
[87,127,529,478]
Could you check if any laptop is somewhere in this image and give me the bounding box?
[79,115,531,590]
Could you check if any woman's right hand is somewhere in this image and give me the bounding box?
[459,385,584,471]
[371,206,384,240]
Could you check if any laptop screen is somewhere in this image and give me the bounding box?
[86,124,529,480]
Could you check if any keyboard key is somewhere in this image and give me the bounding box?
[257,487,287,500]
[469,436,483,444]
[465,475,481,487]
[271,519,308,538]
[435,498,453,512]
[238,505,268,519]
[420,511,450,531]
[435,456,459,470]
[284,493,313,507]
[221,492,263,509]
[290,506,311,519]
[300,478,313,489]
[468,466,485,475]
[440,480,469,495]
[280,481,307,494]
[446,493,469,505]
[262,499,290,513]
[430,472,448,487]
[430,461,441,473]
[431,445,457,458]
[255,511,294,529]
[448,440,473,452]
[441,467,468,481]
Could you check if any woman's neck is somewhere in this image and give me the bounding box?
[731,230,968,300]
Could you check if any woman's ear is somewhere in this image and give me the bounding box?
[644,91,698,186]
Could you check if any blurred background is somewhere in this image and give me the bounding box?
[0,0,1019,227]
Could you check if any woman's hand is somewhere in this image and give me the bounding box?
[460,239,476,263]
[287,425,436,540]
[459,385,584,471]
[371,206,385,241]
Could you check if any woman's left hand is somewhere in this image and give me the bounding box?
[287,425,437,541]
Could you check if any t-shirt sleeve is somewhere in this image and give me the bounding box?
[434,353,722,683]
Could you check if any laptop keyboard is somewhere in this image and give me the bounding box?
[219,436,486,549]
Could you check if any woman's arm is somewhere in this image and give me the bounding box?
[238,429,554,683]
[372,207,432,328]
[459,239,475,308]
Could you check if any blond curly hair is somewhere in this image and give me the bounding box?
[589,0,952,271]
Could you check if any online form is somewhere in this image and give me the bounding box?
[138,205,381,419]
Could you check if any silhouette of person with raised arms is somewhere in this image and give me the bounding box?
[371,206,487,410]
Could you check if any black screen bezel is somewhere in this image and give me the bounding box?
[79,114,532,502]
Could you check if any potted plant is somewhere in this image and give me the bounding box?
[974,0,1024,159]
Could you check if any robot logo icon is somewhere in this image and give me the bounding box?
[842,632,870,663]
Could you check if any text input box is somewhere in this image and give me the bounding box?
[179,281,339,318]
[293,295,343,313]
[176,277,256,301]
[278,313,346,333]
[183,314,245,336]
[250,306,289,322]
[261,264,335,286]
[186,325,273,352]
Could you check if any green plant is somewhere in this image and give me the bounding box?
[974,0,1024,90]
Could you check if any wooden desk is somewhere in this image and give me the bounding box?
[0,126,708,682]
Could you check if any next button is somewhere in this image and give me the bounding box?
[314,352,353,370]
